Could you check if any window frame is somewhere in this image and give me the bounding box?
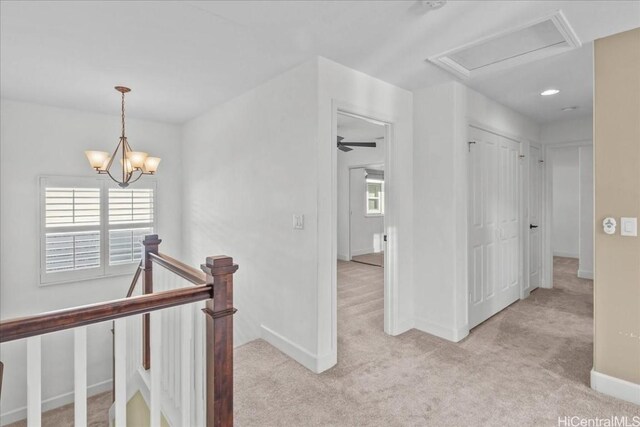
[365,178,385,217]
[39,176,157,286]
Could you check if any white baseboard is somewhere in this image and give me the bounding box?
[260,325,333,373]
[390,317,414,336]
[577,270,594,279]
[414,318,468,342]
[553,251,579,259]
[1,379,112,426]
[591,369,640,405]
[350,248,375,257]
[337,253,350,261]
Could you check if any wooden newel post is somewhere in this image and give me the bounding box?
[142,234,162,370]
[201,255,238,427]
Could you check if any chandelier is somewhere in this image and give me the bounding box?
[85,86,161,188]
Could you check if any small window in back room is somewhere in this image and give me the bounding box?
[365,169,384,216]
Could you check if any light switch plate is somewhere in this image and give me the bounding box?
[293,214,304,230]
[620,217,637,237]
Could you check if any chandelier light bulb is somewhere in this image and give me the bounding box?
[99,157,111,171]
[85,151,109,169]
[144,157,161,174]
[127,151,148,169]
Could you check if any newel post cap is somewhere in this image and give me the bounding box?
[201,255,238,276]
[142,234,162,247]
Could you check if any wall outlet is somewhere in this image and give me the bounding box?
[293,214,304,230]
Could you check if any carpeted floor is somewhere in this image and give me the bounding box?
[351,252,384,267]
[11,257,638,426]
[6,390,112,427]
[235,257,639,426]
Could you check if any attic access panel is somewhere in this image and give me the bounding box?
[428,11,581,80]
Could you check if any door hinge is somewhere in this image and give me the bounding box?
[383,235,387,242]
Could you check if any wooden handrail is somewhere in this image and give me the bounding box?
[150,252,207,285]
[1,234,238,427]
[0,285,212,343]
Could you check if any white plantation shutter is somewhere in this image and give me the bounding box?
[108,188,154,266]
[41,183,102,282]
[109,227,152,265]
[45,231,101,273]
[109,189,154,225]
[45,188,101,227]
[40,177,156,285]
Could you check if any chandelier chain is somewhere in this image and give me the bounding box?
[121,91,126,138]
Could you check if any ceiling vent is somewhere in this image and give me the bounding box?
[428,11,581,80]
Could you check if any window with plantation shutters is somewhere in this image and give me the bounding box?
[40,177,156,285]
[43,186,101,278]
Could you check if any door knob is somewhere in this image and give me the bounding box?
[530,224,538,229]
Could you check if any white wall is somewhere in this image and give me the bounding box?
[579,146,594,278]
[413,81,540,342]
[540,115,593,144]
[0,100,182,423]
[337,137,385,260]
[182,57,413,373]
[552,147,581,258]
[181,60,319,359]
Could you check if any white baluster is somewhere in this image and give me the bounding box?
[26,336,41,427]
[74,327,87,427]
[181,305,193,426]
[150,310,162,427]
[114,318,127,426]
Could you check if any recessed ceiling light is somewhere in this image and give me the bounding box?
[562,106,578,111]
[541,89,560,96]
[423,1,447,10]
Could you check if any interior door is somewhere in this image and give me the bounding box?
[529,145,542,289]
[468,127,521,329]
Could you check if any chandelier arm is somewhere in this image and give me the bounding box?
[104,169,127,186]
[104,137,123,172]
[127,169,145,185]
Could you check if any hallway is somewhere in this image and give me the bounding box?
[8,258,636,426]
[234,259,638,426]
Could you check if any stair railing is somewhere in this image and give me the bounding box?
[0,234,238,427]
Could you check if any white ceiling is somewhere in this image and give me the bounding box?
[469,42,595,123]
[1,1,638,123]
[338,114,385,141]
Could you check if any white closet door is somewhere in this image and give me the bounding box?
[529,145,542,289]
[468,127,521,329]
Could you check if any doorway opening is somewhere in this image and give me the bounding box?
[336,111,388,360]
[464,41,594,386]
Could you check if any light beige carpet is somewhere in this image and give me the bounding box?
[235,257,639,426]
[6,390,111,427]
[10,258,638,426]
[351,252,384,267]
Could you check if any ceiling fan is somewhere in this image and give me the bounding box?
[337,136,377,152]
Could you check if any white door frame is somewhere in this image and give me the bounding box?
[528,142,544,290]
[542,140,593,288]
[332,101,398,339]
